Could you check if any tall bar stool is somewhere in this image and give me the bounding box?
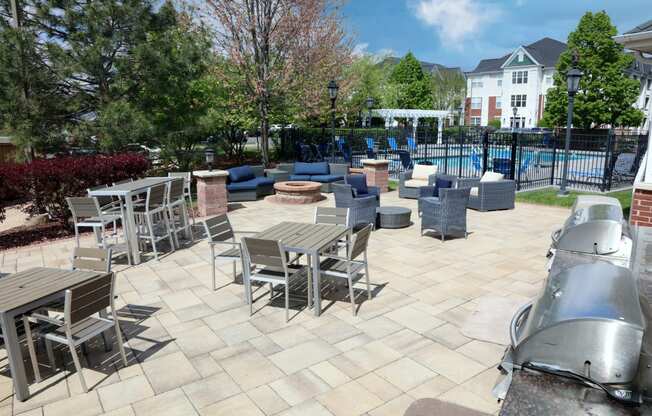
[134,183,175,261]
[167,178,193,248]
[168,172,194,225]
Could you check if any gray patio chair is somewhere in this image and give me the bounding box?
[332,183,378,229]
[23,271,128,393]
[420,187,470,241]
[457,177,515,212]
[167,178,193,249]
[134,183,175,261]
[314,207,350,254]
[613,152,637,181]
[203,214,255,290]
[319,224,372,316]
[168,172,194,225]
[399,170,457,199]
[240,237,311,322]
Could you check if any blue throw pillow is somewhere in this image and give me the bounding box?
[434,177,452,196]
[228,165,255,183]
[346,174,368,195]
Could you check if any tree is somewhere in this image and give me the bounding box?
[338,55,385,126]
[206,0,351,166]
[541,11,644,129]
[431,69,465,111]
[385,52,432,109]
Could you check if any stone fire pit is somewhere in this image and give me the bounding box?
[266,181,325,204]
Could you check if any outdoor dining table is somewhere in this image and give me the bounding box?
[88,177,176,264]
[0,267,108,401]
[252,221,349,316]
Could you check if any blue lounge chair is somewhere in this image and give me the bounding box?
[398,151,414,170]
[407,137,417,151]
[493,158,511,176]
[365,138,376,159]
[388,137,399,152]
[470,152,483,174]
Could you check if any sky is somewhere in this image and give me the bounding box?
[342,0,650,71]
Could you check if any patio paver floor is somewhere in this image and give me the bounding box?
[0,191,567,416]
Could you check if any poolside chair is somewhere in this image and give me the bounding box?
[470,152,483,174]
[399,164,439,199]
[493,158,511,177]
[332,183,378,229]
[319,224,372,316]
[613,152,637,181]
[240,237,311,322]
[365,138,376,159]
[168,172,194,225]
[167,178,193,248]
[421,188,471,241]
[388,137,399,152]
[23,271,129,393]
[407,137,417,151]
[458,171,516,212]
[518,156,533,181]
[134,183,175,261]
[398,151,414,170]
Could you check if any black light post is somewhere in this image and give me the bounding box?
[366,96,374,128]
[205,147,215,171]
[328,80,339,161]
[558,58,583,196]
[512,106,518,131]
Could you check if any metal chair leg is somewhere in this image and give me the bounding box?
[69,344,88,393]
[147,214,159,262]
[45,339,56,371]
[113,320,129,367]
[22,317,42,383]
[347,275,356,316]
[210,246,216,290]
[285,284,290,322]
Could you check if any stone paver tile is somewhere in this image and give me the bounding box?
[267,325,317,349]
[269,340,340,375]
[202,308,249,332]
[174,325,226,357]
[98,375,155,412]
[141,351,201,394]
[101,406,135,416]
[410,343,486,384]
[385,305,445,334]
[356,373,401,402]
[380,329,433,356]
[374,357,436,392]
[309,361,351,388]
[182,372,241,409]
[276,399,333,416]
[199,393,264,416]
[461,368,502,405]
[219,349,284,391]
[15,409,43,416]
[368,394,415,416]
[456,341,505,367]
[248,335,283,356]
[354,316,402,340]
[132,388,198,416]
[189,354,223,378]
[316,380,383,416]
[216,322,263,346]
[43,392,102,416]
[161,289,203,311]
[311,319,361,345]
[438,385,500,414]
[333,333,374,352]
[424,323,471,349]
[13,372,70,414]
[246,385,289,415]
[174,304,216,323]
[407,376,456,399]
[331,340,402,378]
[269,369,330,406]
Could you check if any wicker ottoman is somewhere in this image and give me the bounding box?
[376,206,412,229]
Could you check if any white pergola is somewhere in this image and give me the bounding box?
[372,109,457,143]
[615,26,652,185]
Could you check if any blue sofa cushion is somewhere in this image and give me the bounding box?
[311,174,343,183]
[346,174,368,195]
[294,162,329,175]
[227,177,274,191]
[435,177,452,196]
[289,174,311,181]
[254,177,274,187]
[228,165,255,183]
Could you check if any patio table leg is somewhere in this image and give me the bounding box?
[311,252,322,316]
[1,313,29,401]
[124,193,141,264]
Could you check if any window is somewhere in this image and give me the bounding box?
[509,117,526,128]
[495,97,502,109]
[471,117,481,126]
[511,70,528,84]
[510,94,527,107]
[471,97,482,109]
[645,96,650,108]
[497,79,502,87]
[545,76,553,86]
[471,80,483,88]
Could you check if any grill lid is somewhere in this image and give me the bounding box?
[552,204,623,254]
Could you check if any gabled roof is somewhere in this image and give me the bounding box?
[380,57,464,78]
[467,37,566,74]
[625,20,652,35]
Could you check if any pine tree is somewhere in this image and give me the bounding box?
[541,11,644,129]
[386,52,433,109]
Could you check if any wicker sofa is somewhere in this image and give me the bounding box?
[399,164,441,199]
[279,162,349,192]
[457,172,516,212]
[226,165,275,202]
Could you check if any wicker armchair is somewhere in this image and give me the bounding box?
[457,177,516,212]
[420,187,470,241]
[332,183,378,229]
[399,170,437,199]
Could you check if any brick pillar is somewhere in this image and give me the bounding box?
[193,170,228,217]
[362,159,389,193]
[631,187,652,227]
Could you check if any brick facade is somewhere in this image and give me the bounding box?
[464,97,481,125]
[631,188,652,227]
[362,160,389,193]
[488,96,502,122]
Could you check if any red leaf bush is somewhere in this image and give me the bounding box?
[0,153,149,225]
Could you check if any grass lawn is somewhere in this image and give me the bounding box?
[516,187,632,217]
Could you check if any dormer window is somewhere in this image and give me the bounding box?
[518,51,524,62]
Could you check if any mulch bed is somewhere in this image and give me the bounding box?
[0,222,85,251]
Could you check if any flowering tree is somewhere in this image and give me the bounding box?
[205,0,351,165]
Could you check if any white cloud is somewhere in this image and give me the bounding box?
[352,42,370,57]
[375,48,397,58]
[410,0,501,46]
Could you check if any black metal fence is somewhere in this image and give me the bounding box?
[277,127,647,192]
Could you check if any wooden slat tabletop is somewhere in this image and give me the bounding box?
[88,177,172,197]
[255,222,347,253]
[0,268,105,313]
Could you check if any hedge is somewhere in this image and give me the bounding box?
[0,153,150,224]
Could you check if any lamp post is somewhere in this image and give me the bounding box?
[512,106,518,131]
[205,147,215,172]
[328,80,339,161]
[366,96,374,128]
[558,59,583,196]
